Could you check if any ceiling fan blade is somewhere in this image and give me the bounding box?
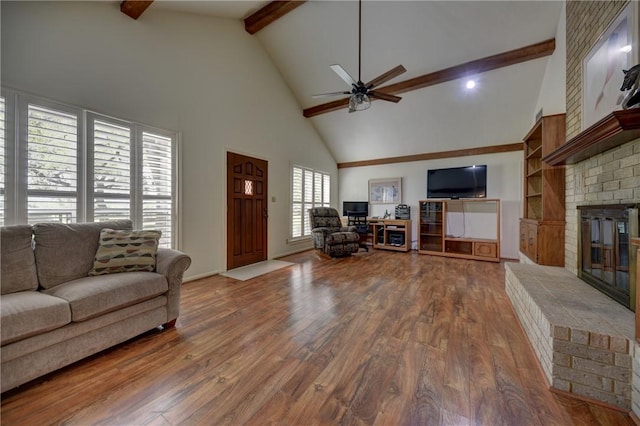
[312,91,351,98]
[365,65,407,89]
[330,64,358,87]
[369,91,402,103]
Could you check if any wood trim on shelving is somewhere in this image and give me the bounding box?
[543,109,640,166]
[337,142,522,169]
[526,146,542,159]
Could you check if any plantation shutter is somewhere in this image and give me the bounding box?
[1,91,178,247]
[142,131,173,248]
[0,97,5,226]
[323,174,330,206]
[291,166,303,238]
[290,165,331,239]
[27,104,78,223]
[314,172,323,204]
[92,118,132,222]
[303,169,314,236]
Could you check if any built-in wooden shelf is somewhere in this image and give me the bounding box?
[543,109,640,166]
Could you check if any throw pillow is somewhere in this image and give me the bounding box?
[89,228,162,276]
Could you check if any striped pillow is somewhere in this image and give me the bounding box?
[89,228,162,276]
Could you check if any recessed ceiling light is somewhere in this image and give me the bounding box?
[621,45,632,53]
[466,80,476,89]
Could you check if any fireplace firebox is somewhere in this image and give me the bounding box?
[578,204,638,311]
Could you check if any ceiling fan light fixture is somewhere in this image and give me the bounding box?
[348,93,371,113]
[312,0,405,114]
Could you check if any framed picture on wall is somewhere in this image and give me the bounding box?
[582,1,639,130]
[369,178,401,204]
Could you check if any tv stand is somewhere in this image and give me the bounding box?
[418,198,500,262]
[369,219,412,252]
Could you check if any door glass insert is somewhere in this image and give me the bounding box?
[244,179,253,195]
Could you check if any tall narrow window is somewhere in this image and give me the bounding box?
[27,104,78,224]
[92,119,131,222]
[142,131,173,248]
[291,167,303,238]
[0,97,5,226]
[303,169,313,236]
[291,165,330,239]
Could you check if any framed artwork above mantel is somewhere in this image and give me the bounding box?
[582,1,639,130]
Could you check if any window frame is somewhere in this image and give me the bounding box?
[1,88,181,249]
[290,163,331,241]
[19,94,85,225]
[87,112,135,223]
[138,125,178,248]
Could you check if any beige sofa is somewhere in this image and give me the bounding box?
[0,220,191,393]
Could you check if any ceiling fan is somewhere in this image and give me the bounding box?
[313,0,407,113]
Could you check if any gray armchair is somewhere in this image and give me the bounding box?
[309,207,360,257]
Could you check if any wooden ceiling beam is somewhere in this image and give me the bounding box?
[303,38,556,118]
[244,1,307,35]
[121,1,153,20]
[337,142,523,169]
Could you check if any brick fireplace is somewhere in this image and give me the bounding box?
[506,137,639,409]
[505,0,640,413]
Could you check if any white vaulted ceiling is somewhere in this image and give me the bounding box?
[152,1,564,164]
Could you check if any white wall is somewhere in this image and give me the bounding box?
[339,151,522,259]
[534,2,567,122]
[1,1,336,278]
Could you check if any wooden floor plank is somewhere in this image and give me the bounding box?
[1,250,635,425]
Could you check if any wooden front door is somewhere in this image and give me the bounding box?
[227,152,268,270]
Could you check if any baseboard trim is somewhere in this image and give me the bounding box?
[183,271,220,282]
[549,387,630,414]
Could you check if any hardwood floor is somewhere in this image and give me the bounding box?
[1,250,635,425]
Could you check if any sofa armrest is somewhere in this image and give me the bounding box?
[155,248,191,323]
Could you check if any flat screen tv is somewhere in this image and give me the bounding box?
[342,201,369,217]
[427,165,487,199]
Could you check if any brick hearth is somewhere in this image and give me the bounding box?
[505,262,634,409]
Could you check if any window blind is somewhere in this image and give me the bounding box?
[92,119,131,222]
[291,165,330,239]
[27,104,78,224]
[142,131,173,248]
[0,97,5,226]
[3,89,180,249]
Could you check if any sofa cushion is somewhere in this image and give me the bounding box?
[1,291,71,345]
[1,225,38,295]
[89,228,162,276]
[33,220,133,289]
[43,272,168,322]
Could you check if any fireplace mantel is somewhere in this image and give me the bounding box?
[543,109,640,166]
